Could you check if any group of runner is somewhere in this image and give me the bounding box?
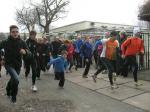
[0,25,144,103]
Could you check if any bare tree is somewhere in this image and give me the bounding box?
[34,0,70,34]
[138,0,150,22]
[16,7,38,33]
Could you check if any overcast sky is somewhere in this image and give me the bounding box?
[0,0,144,32]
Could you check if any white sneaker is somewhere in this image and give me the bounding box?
[113,73,117,81]
[111,84,119,89]
[31,85,38,92]
[135,82,143,87]
[58,86,64,89]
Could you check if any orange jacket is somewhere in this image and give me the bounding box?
[121,37,144,56]
[106,39,119,60]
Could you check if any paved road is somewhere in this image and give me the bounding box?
[0,67,149,112]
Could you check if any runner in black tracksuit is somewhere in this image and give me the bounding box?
[24,30,38,91]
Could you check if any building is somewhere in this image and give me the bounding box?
[50,21,135,37]
[50,21,150,38]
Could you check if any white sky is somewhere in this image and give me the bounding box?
[0,0,144,32]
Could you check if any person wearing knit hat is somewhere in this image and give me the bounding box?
[121,27,144,86]
[133,26,141,37]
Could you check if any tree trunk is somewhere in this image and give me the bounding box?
[44,25,49,34]
[44,25,50,39]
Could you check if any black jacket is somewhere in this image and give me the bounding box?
[26,38,38,58]
[0,36,30,69]
[51,40,62,56]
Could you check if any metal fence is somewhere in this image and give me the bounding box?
[127,32,150,70]
[141,33,150,70]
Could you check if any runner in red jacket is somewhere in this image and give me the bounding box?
[121,28,144,86]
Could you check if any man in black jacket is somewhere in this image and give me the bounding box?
[24,30,38,92]
[0,25,30,103]
[51,37,62,58]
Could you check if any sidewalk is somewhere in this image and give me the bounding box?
[65,67,150,112]
[138,70,150,81]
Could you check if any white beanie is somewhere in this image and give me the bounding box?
[133,27,141,36]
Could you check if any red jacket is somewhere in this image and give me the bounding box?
[121,37,144,56]
[67,43,74,59]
